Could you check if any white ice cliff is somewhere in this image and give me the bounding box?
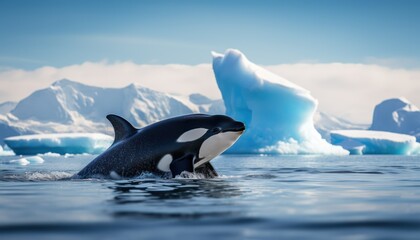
[370,98,420,142]
[330,130,419,155]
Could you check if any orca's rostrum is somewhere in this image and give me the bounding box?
[76,114,245,178]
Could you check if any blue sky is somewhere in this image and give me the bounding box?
[1,0,419,69]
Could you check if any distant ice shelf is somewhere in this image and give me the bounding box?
[212,49,348,155]
[4,133,113,155]
[330,130,420,155]
[0,79,224,145]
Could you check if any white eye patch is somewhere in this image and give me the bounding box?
[157,154,173,172]
[176,128,208,142]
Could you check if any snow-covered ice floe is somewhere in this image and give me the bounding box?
[4,133,112,155]
[9,156,44,165]
[212,49,348,155]
[330,130,420,155]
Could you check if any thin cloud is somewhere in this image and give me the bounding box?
[266,63,420,123]
[0,56,46,64]
[0,61,220,101]
[0,61,419,124]
[363,57,420,69]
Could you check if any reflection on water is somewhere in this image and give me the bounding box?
[1,155,420,239]
[108,178,244,219]
[110,178,242,201]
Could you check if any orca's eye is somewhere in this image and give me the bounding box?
[211,127,222,134]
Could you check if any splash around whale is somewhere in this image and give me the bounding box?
[75,114,245,179]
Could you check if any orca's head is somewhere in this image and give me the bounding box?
[175,114,245,168]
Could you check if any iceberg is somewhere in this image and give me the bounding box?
[0,144,14,156]
[212,49,348,155]
[0,101,16,115]
[330,130,420,155]
[4,133,112,155]
[370,98,420,141]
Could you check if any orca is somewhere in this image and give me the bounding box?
[76,114,245,179]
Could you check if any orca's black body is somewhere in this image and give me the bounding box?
[76,114,245,178]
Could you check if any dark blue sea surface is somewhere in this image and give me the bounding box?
[1,154,420,239]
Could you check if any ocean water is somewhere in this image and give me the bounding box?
[0,154,420,240]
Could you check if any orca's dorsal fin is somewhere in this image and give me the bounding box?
[106,114,137,145]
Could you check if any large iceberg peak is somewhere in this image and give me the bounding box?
[213,49,311,94]
[213,49,245,67]
[212,49,347,155]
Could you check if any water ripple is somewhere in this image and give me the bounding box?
[289,219,420,230]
